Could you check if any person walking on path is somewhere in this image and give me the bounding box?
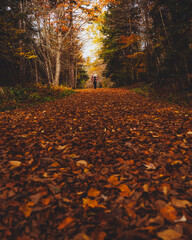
[91,73,98,89]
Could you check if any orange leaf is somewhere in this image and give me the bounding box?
[118,184,132,197]
[97,232,107,240]
[57,217,74,230]
[42,197,50,206]
[19,205,32,218]
[160,204,177,222]
[108,175,119,186]
[88,188,100,198]
[83,198,106,209]
[117,158,124,164]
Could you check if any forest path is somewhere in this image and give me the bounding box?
[0,88,192,239]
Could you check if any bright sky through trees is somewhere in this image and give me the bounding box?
[81,25,99,61]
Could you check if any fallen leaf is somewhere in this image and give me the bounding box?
[171,198,192,208]
[42,197,50,206]
[82,232,91,240]
[97,232,107,240]
[51,162,60,167]
[157,229,182,240]
[56,145,67,150]
[30,193,41,204]
[57,217,75,230]
[76,160,88,167]
[175,215,187,222]
[160,183,171,196]
[83,198,106,209]
[124,201,136,219]
[171,160,182,165]
[144,163,156,170]
[88,188,101,198]
[147,215,164,231]
[118,184,132,197]
[69,154,80,158]
[160,204,177,222]
[187,131,192,135]
[19,202,35,218]
[108,175,119,185]
[125,142,133,148]
[143,184,149,192]
[9,161,21,167]
[179,143,189,149]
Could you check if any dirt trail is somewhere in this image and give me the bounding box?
[0,88,192,240]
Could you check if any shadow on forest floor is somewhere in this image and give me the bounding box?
[127,82,192,108]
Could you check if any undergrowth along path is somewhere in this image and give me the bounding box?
[0,88,192,240]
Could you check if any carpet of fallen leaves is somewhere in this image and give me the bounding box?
[0,88,192,240]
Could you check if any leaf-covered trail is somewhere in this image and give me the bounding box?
[0,88,192,240]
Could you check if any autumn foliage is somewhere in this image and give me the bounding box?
[0,88,192,239]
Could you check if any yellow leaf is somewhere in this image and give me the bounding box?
[9,161,21,167]
[88,188,101,198]
[57,217,74,230]
[43,172,48,178]
[143,184,149,192]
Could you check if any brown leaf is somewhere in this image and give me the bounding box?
[124,201,136,219]
[171,198,192,208]
[157,229,182,240]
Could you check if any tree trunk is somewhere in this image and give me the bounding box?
[68,0,75,88]
[35,60,38,83]
[54,31,62,86]
[19,0,24,84]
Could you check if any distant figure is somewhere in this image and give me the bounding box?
[91,73,98,89]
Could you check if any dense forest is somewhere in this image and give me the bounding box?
[0,0,92,88]
[100,0,192,89]
[0,0,192,91]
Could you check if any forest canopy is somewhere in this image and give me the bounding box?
[0,0,191,91]
[99,0,192,89]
